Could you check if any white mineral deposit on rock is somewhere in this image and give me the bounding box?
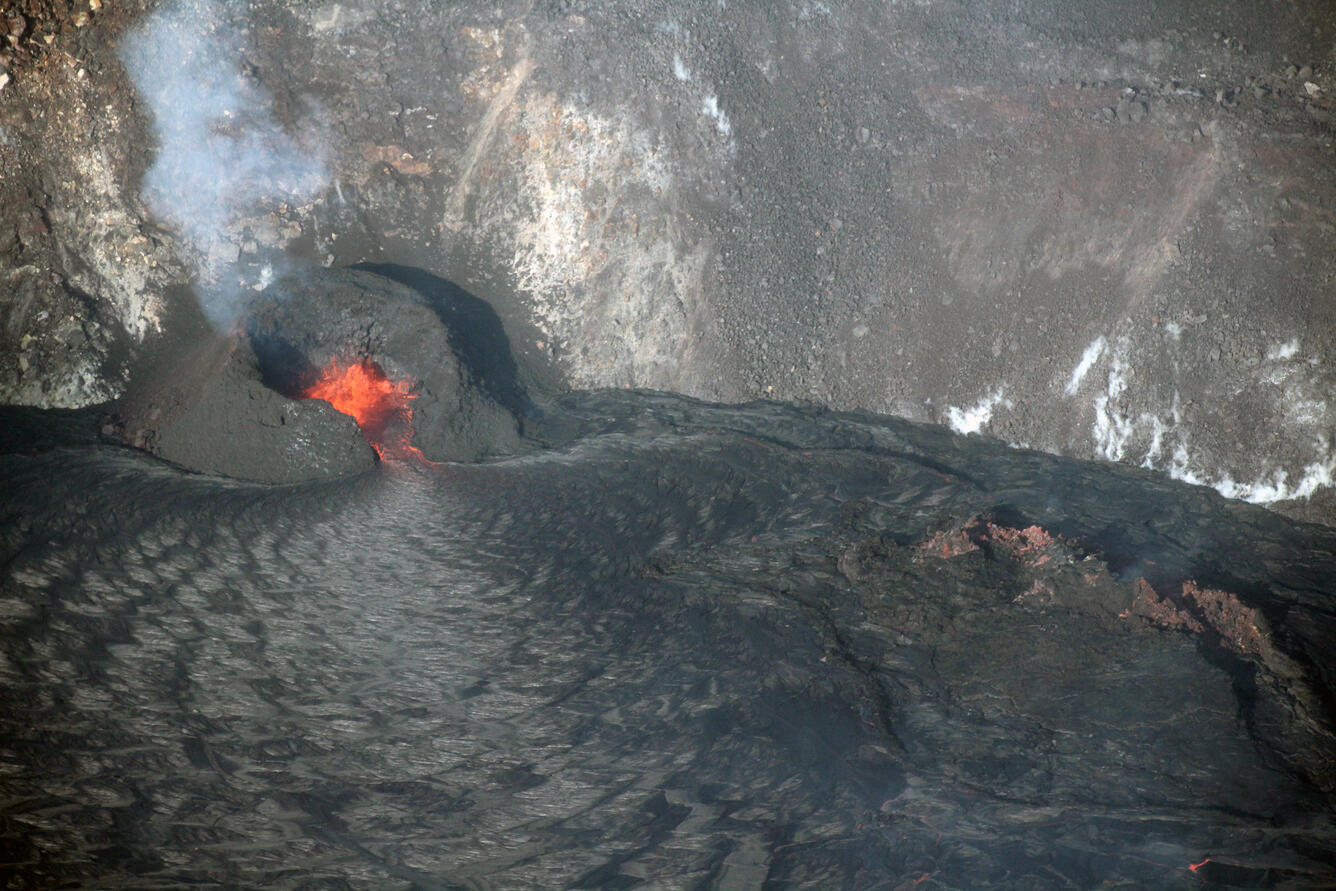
[946,388,1010,435]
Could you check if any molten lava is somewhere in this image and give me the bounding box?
[304,358,418,459]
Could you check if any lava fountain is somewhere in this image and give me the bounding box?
[304,357,419,459]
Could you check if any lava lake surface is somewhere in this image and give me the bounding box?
[2,392,1334,888]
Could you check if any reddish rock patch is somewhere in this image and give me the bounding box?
[1122,577,1205,634]
[1181,581,1266,656]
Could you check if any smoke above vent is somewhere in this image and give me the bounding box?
[119,0,327,327]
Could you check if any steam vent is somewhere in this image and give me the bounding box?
[4,0,1336,888]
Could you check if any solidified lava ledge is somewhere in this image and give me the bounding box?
[3,0,1336,888]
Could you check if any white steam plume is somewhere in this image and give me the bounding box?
[119,0,327,327]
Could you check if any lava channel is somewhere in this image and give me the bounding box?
[304,358,421,459]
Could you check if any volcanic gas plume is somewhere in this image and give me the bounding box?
[304,358,417,458]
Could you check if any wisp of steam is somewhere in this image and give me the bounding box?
[119,0,327,327]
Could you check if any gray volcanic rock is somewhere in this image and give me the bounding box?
[0,268,127,409]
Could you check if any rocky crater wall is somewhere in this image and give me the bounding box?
[2,0,1334,521]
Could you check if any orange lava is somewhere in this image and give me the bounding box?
[304,358,418,459]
